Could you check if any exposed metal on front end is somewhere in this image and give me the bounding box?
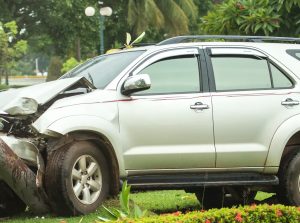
[0,136,38,165]
[0,138,50,214]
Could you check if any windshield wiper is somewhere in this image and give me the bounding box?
[87,72,94,85]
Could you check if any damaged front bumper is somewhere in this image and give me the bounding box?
[0,135,39,166]
[0,135,49,214]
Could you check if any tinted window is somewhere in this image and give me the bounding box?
[137,55,200,94]
[286,49,300,61]
[60,51,145,89]
[211,57,272,91]
[271,63,293,88]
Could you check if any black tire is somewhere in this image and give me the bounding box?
[45,141,110,216]
[0,182,26,217]
[195,187,255,209]
[277,152,300,205]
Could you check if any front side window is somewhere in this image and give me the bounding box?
[211,56,293,91]
[136,55,200,95]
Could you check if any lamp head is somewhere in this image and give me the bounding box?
[100,7,113,16]
[85,7,95,16]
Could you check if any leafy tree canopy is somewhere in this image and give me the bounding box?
[202,0,300,36]
[0,21,28,83]
[128,0,198,36]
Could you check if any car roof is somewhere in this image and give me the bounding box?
[110,36,300,80]
[112,34,300,55]
[128,39,300,80]
[122,41,300,53]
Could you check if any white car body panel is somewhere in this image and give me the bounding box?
[212,89,300,167]
[32,90,127,176]
[119,93,215,170]
[266,114,300,167]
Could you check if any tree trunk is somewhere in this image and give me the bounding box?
[0,69,2,85]
[0,139,50,214]
[5,70,8,86]
[76,37,81,61]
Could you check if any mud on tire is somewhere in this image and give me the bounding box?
[45,141,110,216]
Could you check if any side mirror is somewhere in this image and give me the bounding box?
[122,74,151,95]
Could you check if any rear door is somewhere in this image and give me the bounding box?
[205,47,298,168]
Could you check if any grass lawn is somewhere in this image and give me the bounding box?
[5,190,273,223]
[0,84,9,90]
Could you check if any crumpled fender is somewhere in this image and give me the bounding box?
[36,114,126,177]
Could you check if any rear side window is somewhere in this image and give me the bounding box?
[286,49,300,61]
[211,56,293,91]
[212,57,271,91]
[270,64,293,88]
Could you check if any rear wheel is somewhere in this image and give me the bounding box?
[45,141,110,216]
[0,182,26,217]
[277,152,300,205]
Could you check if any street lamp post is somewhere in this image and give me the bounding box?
[85,6,113,54]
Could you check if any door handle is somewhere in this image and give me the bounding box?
[281,98,299,106]
[190,102,209,110]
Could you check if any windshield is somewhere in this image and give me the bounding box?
[60,50,145,89]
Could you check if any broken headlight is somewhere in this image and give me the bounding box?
[4,97,38,115]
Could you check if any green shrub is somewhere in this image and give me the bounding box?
[119,204,300,223]
[61,57,82,74]
[98,181,147,222]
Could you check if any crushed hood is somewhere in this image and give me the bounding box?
[0,77,95,115]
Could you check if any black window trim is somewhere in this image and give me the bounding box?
[266,60,274,88]
[205,48,295,92]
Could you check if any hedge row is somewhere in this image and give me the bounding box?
[119,204,300,223]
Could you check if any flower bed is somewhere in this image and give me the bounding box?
[119,204,300,223]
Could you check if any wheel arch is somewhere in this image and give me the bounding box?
[46,130,121,196]
[266,114,300,169]
[278,132,300,170]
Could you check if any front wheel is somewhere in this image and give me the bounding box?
[45,141,110,216]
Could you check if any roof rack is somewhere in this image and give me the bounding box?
[119,43,155,49]
[157,35,300,45]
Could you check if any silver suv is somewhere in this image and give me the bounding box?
[1,35,300,216]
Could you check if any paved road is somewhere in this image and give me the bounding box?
[1,76,47,86]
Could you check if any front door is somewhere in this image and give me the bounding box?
[118,48,215,171]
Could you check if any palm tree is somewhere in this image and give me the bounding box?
[127,0,198,36]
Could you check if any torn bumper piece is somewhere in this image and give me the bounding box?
[0,137,50,214]
[0,136,38,166]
